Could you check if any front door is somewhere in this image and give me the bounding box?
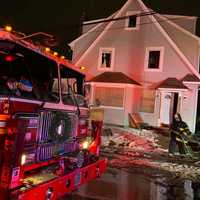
[159,92,179,126]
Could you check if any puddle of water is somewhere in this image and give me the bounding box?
[65,168,200,200]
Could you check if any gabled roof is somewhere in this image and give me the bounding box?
[70,0,200,80]
[181,74,200,83]
[88,72,140,85]
[163,14,197,20]
[156,78,188,89]
[137,0,200,80]
[69,11,118,47]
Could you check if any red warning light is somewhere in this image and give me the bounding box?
[5,55,15,62]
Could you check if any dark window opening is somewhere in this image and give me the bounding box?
[101,52,111,68]
[172,92,179,116]
[128,15,137,28]
[148,51,160,69]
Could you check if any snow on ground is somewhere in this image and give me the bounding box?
[102,125,165,152]
[101,125,200,181]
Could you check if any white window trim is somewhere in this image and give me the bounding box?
[125,11,140,30]
[98,47,115,71]
[144,46,164,72]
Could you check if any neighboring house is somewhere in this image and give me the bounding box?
[69,0,200,132]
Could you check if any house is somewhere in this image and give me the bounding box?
[69,0,200,132]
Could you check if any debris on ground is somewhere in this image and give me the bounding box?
[101,125,200,181]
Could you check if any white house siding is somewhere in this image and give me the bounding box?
[70,22,109,63]
[138,14,197,127]
[71,0,199,128]
[163,15,197,34]
[139,88,160,127]
[77,1,192,83]
[154,15,199,69]
[140,15,192,82]
[76,0,144,81]
[91,84,138,126]
[82,23,98,34]
[102,107,125,125]
[124,86,141,125]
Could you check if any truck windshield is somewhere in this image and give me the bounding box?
[59,65,86,107]
[0,40,59,102]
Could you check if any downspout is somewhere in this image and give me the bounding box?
[193,46,200,132]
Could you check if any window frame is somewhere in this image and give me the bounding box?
[144,46,164,72]
[94,85,125,109]
[98,47,115,71]
[125,11,140,30]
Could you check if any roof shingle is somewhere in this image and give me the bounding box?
[88,72,140,85]
[156,77,188,89]
[181,74,200,82]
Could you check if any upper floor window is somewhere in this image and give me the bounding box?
[144,47,164,72]
[98,48,115,71]
[125,11,140,30]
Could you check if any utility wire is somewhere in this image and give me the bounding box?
[80,15,194,35]
[42,11,157,33]
[72,14,198,61]
[82,11,157,26]
[46,10,198,33]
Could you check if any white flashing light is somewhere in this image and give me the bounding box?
[82,141,89,149]
[57,124,62,135]
[21,154,26,165]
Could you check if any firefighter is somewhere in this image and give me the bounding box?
[169,113,192,156]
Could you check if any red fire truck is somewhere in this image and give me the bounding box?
[0,29,107,199]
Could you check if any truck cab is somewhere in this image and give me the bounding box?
[0,29,106,200]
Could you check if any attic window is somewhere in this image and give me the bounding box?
[128,15,136,27]
[98,48,115,71]
[144,47,164,72]
[125,11,140,30]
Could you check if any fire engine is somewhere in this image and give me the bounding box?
[0,28,107,199]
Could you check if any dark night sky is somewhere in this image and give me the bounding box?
[0,0,199,53]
